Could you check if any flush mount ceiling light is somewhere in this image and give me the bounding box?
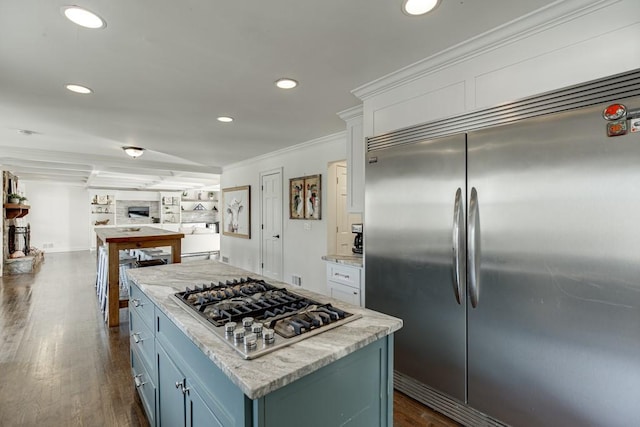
[402,0,440,16]
[217,116,234,123]
[65,84,93,94]
[122,146,145,159]
[275,78,298,89]
[62,6,106,29]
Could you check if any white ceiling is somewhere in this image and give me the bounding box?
[0,0,556,191]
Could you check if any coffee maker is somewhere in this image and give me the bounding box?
[351,223,363,254]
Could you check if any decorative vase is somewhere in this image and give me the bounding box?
[9,197,20,204]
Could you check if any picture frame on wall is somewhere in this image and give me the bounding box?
[289,177,305,219]
[288,174,321,220]
[304,174,321,220]
[222,185,251,238]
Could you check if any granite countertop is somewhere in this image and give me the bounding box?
[322,254,363,267]
[126,260,401,400]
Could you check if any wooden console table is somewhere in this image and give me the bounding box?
[95,226,184,327]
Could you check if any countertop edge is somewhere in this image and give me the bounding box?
[322,254,363,267]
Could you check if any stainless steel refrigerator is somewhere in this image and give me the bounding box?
[365,70,640,427]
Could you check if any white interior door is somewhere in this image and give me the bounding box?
[336,164,352,255]
[261,170,283,280]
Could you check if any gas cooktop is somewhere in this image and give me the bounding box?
[171,277,361,359]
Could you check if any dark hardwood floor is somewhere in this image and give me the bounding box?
[0,251,146,427]
[0,250,458,426]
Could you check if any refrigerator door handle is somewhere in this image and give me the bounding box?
[468,187,481,308]
[451,187,465,304]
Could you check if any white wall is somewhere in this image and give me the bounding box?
[221,132,346,296]
[22,181,90,253]
[354,0,640,137]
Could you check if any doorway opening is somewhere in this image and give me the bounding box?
[327,160,362,256]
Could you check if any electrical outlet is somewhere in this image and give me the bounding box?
[292,275,302,286]
[304,222,311,231]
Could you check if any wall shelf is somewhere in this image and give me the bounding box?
[4,203,30,219]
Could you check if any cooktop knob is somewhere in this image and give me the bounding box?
[244,333,257,349]
[242,317,254,330]
[262,328,275,344]
[233,328,245,343]
[225,322,237,335]
[251,322,263,336]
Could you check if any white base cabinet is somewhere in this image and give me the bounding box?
[326,262,362,307]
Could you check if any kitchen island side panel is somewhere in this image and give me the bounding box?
[254,336,393,427]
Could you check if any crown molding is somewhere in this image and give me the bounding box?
[337,104,363,121]
[223,131,346,172]
[352,0,618,100]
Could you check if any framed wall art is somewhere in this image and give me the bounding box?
[289,177,305,219]
[222,185,251,238]
[289,174,321,220]
[304,174,321,220]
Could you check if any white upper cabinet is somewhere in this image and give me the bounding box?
[339,105,364,213]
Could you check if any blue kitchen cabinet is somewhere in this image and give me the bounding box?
[157,344,187,426]
[157,343,223,426]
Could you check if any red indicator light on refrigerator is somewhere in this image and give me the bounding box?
[603,103,627,120]
[607,120,627,137]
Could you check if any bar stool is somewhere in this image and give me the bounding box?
[118,253,137,301]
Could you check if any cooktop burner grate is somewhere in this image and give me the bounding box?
[171,277,362,359]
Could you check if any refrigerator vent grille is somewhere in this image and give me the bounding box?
[394,371,509,427]
[368,68,640,152]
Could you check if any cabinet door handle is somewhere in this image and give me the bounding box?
[134,374,146,388]
[132,332,142,344]
[132,298,142,307]
[175,379,189,395]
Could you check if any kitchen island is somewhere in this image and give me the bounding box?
[126,260,402,426]
[95,226,184,327]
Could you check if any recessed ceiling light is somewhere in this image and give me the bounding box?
[217,116,234,123]
[402,0,440,16]
[275,78,298,89]
[62,6,106,29]
[65,84,93,94]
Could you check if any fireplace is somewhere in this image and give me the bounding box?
[8,224,30,255]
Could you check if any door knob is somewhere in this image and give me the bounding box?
[273,234,280,238]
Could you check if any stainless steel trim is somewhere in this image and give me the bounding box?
[451,188,465,305]
[394,371,508,427]
[467,187,480,308]
[367,68,640,152]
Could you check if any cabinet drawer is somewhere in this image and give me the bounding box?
[129,283,154,329]
[329,281,361,306]
[131,345,156,427]
[327,263,361,289]
[130,308,155,379]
